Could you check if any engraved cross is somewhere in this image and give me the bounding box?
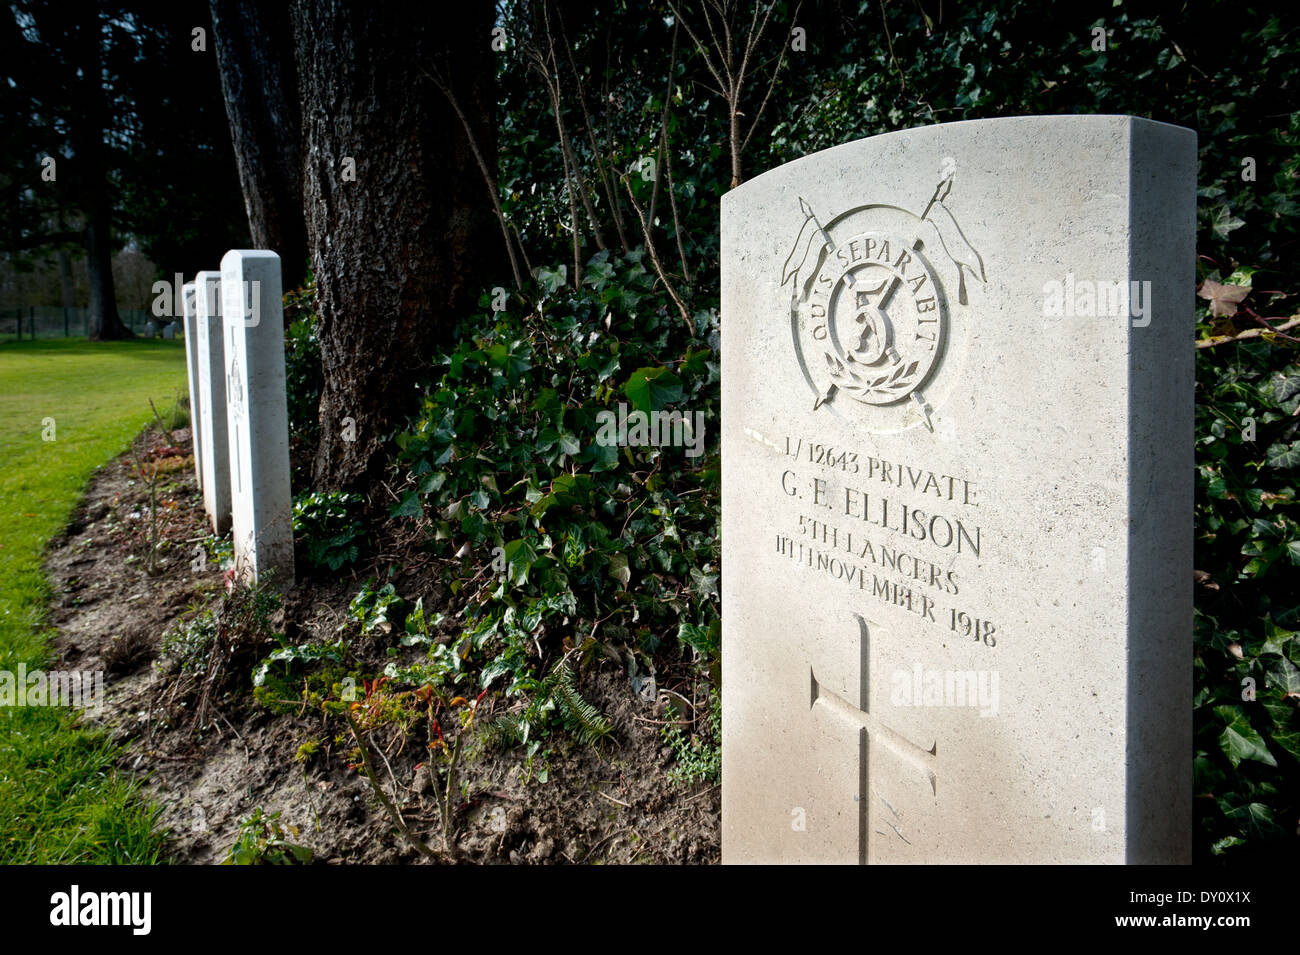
[809,614,938,864]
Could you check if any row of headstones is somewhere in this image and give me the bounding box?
[181,250,294,587]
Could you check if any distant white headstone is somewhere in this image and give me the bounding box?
[195,271,231,536]
[221,250,294,587]
[181,283,203,492]
[720,115,1195,864]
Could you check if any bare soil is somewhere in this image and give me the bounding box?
[44,427,719,864]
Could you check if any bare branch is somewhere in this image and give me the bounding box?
[667,0,726,92]
[742,2,800,155]
[621,174,692,336]
[1195,315,1300,348]
[421,65,524,290]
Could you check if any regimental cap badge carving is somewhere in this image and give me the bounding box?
[782,157,986,432]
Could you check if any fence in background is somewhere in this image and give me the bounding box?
[0,306,162,343]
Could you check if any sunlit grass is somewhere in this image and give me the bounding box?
[0,338,185,863]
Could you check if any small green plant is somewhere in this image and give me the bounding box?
[251,638,351,715]
[349,580,405,633]
[160,579,283,731]
[222,808,312,865]
[203,534,234,571]
[662,693,720,785]
[158,389,189,431]
[293,490,365,570]
[295,738,323,764]
[159,608,218,675]
[483,657,614,753]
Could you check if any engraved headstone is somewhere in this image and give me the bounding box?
[195,271,231,535]
[181,283,204,492]
[721,115,1195,864]
[221,250,294,587]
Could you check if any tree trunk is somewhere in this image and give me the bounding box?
[84,187,128,340]
[209,0,308,291]
[57,246,76,308]
[72,6,130,341]
[290,0,497,491]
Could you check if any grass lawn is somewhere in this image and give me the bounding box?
[0,337,188,863]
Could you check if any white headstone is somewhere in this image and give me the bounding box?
[221,250,294,587]
[181,282,203,492]
[721,115,1195,864]
[195,271,231,536]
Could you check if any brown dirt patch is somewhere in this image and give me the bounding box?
[44,427,719,864]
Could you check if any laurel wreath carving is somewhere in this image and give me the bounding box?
[824,350,922,400]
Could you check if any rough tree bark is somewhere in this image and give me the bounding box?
[208,0,308,291]
[290,1,497,490]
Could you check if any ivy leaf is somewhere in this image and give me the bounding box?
[607,552,631,589]
[535,264,567,294]
[1209,836,1245,856]
[391,491,424,519]
[677,620,720,656]
[584,439,619,472]
[1214,706,1277,767]
[1261,619,1298,659]
[624,366,683,413]
[1221,800,1281,839]
[1262,702,1300,759]
[1273,373,1300,405]
[689,566,719,599]
[1262,653,1300,695]
[1197,280,1251,318]
[1266,441,1300,469]
[1210,207,1246,241]
[558,432,581,456]
[583,255,616,290]
[503,538,539,586]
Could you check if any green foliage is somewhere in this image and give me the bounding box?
[165,579,287,713]
[662,693,721,786]
[487,0,1300,856]
[388,247,720,739]
[252,638,349,690]
[283,280,323,484]
[482,657,613,752]
[203,534,234,571]
[294,739,322,764]
[1194,333,1299,861]
[348,580,405,634]
[222,808,312,866]
[293,490,365,571]
[159,609,218,676]
[153,390,190,432]
[548,660,615,747]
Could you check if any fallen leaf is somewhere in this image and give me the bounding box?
[1198,280,1251,318]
